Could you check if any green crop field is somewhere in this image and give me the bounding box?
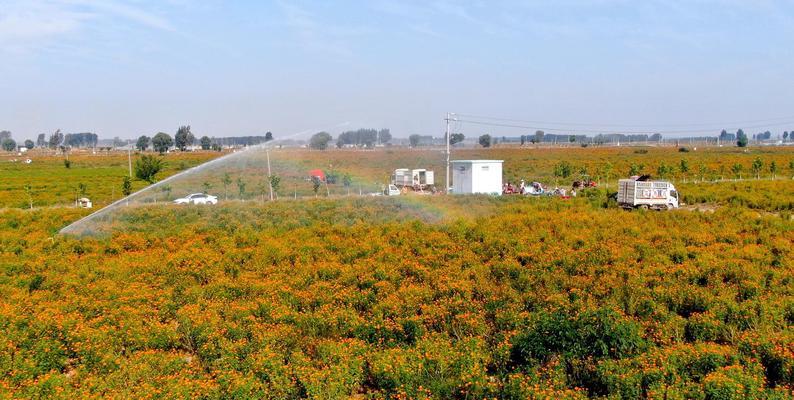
[0,150,223,210]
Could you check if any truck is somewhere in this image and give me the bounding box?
[617,178,679,210]
[383,184,401,196]
[391,168,435,191]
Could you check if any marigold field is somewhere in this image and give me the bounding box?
[0,146,792,399]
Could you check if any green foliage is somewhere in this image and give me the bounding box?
[134,155,165,183]
[269,175,281,194]
[309,132,333,150]
[136,135,150,151]
[703,366,764,400]
[736,129,748,147]
[449,133,464,145]
[657,162,674,178]
[2,138,16,151]
[751,157,763,178]
[679,159,690,174]
[23,183,33,209]
[121,176,132,196]
[510,308,646,367]
[731,163,743,178]
[174,125,194,151]
[312,176,321,194]
[152,132,173,154]
[336,128,386,147]
[553,161,573,178]
[221,173,232,200]
[236,176,246,199]
[48,129,63,149]
[1,151,215,208]
[200,136,211,150]
[478,134,492,148]
[63,159,71,169]
[408,134,420,147]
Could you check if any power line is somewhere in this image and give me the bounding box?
[454,113,794,130]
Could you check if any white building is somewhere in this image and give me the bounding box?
[451,160,503,195]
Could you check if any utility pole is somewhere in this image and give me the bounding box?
[127,148,132,178]
[445,112,455,193]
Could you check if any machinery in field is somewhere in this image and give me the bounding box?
[392,168,435,191]
[617,176,679,210]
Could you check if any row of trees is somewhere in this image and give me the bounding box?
[722,129,794,147]
[336,129,391,148]
[0,127,277,154]
[357,129,790,150]
[309,129,390,150]
[550,157,794,183]
[136,128,275,153]
[1,130,66,152]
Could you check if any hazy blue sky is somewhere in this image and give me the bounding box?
[1,0,793,140]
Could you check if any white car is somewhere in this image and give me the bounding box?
[173,193,218,205]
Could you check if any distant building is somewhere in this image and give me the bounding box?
[451,160,503,195]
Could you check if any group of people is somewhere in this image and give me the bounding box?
[502,180,546,195]
[502,179,578,197]
[502,181,521,194]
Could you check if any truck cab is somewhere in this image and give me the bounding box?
[384,184,401,196]
[668,186,679,208]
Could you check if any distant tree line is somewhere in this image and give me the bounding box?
[64,132,99,148]
[309,129,392,150]
[208,133,274,147]
[134,130,275,153]
[335,129,391,148]
[0,126,279,153]
[408,134,436,147]
[753,131,772,140]
[4,124,792,155]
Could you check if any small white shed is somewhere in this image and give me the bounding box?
[451,160,503,195]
